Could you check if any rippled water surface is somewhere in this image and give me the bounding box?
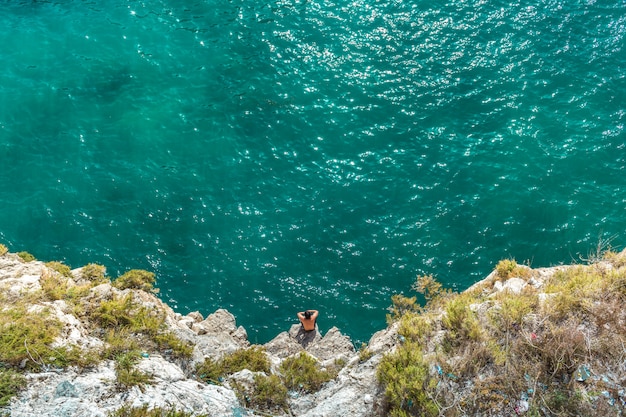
[0,0,624,343]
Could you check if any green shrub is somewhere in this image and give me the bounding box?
[17,251,35,262]
[108,404,201,417]
[495,259,530,279]
[358,343,374,363]
[110,405,201,417]
[113,270,156,292]
[196,346,270,383]
[398,312,432,344]
[441,294,482,345]
[81,263,108,283]
[0,369,26,406]
[543,266,609,320]
[45,261,72,277]
[0,244,8,256]
[279,352,333,393]
[40,270,69,301]
[102,328,141,360]
[59,345,101,369]
[237,374,288,412]
[114,351,153,390]
[195,357,222,384]
[603,249,626,268]
[115,366,152,390]
[93,294,160,333]
[411,274,452,303]
[92,295,191,359]
[377,343,438,417]
[0,305,64,371]
[489,293,537,329]
[387,294,418,324]
[93,294,140,328]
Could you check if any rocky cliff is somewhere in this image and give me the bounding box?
[0,249,393,417]
[1,246,625,417]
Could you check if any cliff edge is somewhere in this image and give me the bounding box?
[0,248,390,417]
[1,245,625,416]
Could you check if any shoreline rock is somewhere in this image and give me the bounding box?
[0,250,388,417]
[5,247,623,416]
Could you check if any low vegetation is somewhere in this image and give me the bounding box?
[379,255,626,417]
[280,352,335,393]
[196,346,271,384]
[495,258,531,279]
[0,302,65,371]
[45,261,73,278]
[358,342,374,363]
[80,263,108,283]
[107,404,204,417]
[0,370,26,407]
[112,269,156,292]
[0,249,192,407]
[113,351,153,390]
[196,347,335,414]
[17,251,35,262]
[196,346,290,412]
[3,243,625,416]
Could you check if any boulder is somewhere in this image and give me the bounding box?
[307,327,355,362]
[191,309,250,365]
[264,330,304,359]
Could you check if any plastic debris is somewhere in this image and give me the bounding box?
[575,365,590,382]
[514,399,529,414]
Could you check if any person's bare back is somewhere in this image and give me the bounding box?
[297,309,319,331]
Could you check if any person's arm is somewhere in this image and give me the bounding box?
[297,311,306,320]
[310,310,319,320]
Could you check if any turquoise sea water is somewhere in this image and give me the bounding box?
[0,0,624,344]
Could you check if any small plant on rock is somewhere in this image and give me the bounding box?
[81,263,108,283]
[45,261,72,277]
[386,294,418,324]
[441,294,482,347]
[377,343,438,417]
[0,304,64,371]
[40,269,69,301]
[196,346,270,384]
[412,274,452,305]
[107,404,198,417]
[114,351,153,391]
[279,352,333,393]
[0,369,26,406]
[91,294,192,360]
[495,259,531,279]
[358,343,374,363]
[240,374,288,412]
[113,269,156,292]
[17,251,35,262]
[0,244,8,256]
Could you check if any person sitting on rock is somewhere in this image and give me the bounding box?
[297,309,319,331]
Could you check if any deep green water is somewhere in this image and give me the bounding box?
[0,0,624,344]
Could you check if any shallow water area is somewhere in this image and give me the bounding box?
[0,0,624,343]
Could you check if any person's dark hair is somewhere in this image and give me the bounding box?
[304,310,312,319]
